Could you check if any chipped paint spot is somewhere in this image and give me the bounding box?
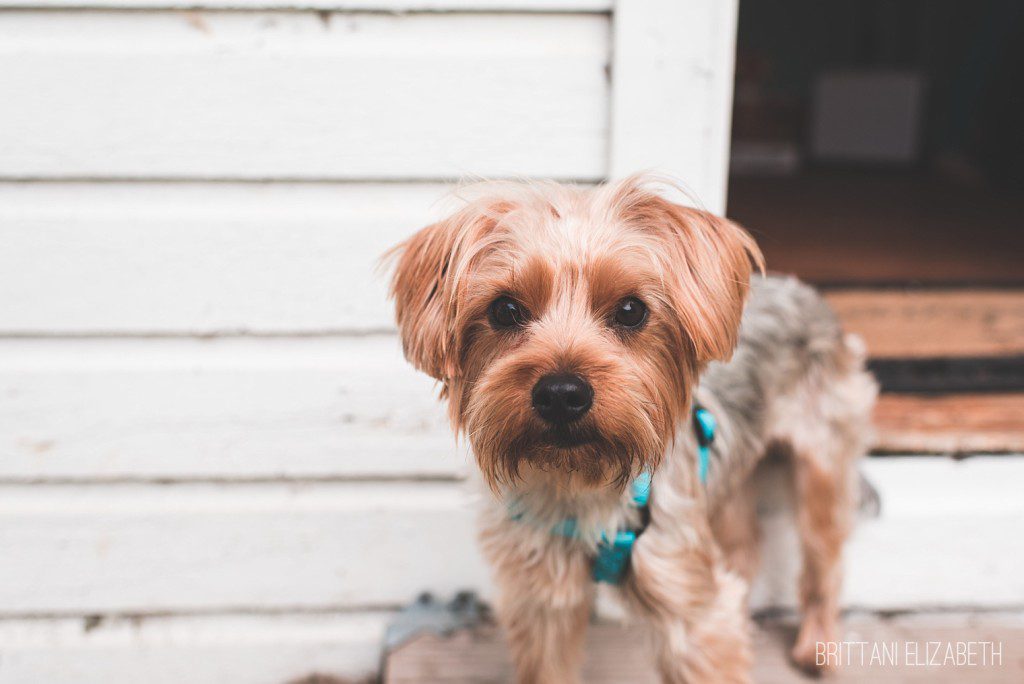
[183,11,210,35]
[18,437,55,454]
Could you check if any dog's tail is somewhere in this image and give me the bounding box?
[857,470,882,518]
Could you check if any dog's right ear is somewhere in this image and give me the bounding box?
[386,200,510,381]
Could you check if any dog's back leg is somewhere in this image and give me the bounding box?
[778,335,876,671]
[772,334,877,674]
[787,437,857,673]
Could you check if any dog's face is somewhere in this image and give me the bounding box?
[389,176,761,493]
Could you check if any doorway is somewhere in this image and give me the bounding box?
[727,0,1024,451]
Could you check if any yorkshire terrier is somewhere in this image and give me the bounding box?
[387,175,877,683]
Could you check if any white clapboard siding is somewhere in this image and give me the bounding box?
[0,337,464,481]
[0,481,490,614]
[748,457,1024,611]
[1,458,1021,616]
[0,1,610,8]
[0,183,450,335]
[0,612,392,684]
[0,11,608,180]
[0,3,807,680]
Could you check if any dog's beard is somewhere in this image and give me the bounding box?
[466,407,664,493]
[456,346,683,494]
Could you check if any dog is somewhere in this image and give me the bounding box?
[387,175,877,683]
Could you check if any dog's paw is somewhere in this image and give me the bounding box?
[789,617,839,677]
[790,638,835,677]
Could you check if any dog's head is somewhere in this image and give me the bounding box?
[388,176,762,493]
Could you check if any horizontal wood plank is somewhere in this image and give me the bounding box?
[0,11,608,180]
[826,290,1024,359]
[0,337,465,481]
[875,393,1024,453]
[0,480,490,614]
[9,185,1021,350]
[0,458,1020,615]
[0,612,392,684]
[385,613,1024,683]
[4,338,1023,483]
[0,183,447,335]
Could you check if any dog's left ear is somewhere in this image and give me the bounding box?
[385,198,514,382]
[621,188,764,363]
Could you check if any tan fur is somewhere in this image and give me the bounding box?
[767,334,876,674]
[710,477,761,585]
[387,176,876,683]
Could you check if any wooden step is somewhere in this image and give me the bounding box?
[822,288,1024,453]
[875,393,1024,453]
[384,613,1024,683]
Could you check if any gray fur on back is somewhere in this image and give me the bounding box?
[697,275,851,501]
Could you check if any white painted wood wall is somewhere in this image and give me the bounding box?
[1,2,1021,682]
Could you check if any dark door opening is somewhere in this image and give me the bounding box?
[726,1,1024,452]
[727,0,1024,287]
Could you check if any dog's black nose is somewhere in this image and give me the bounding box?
[531,373,593,425]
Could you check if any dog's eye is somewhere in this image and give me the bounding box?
[488,296,528,329]
[613,297,648,329]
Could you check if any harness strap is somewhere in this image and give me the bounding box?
[694,407,717,486]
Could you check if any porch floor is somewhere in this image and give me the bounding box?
[384,612,1024,683]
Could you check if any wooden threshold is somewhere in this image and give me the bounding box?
[875,393,1024,453]
[384,613,1024,683]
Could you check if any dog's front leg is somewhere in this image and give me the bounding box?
[627,520,753,684]
[482,524,593,684]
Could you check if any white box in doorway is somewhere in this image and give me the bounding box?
[811,70,923,164]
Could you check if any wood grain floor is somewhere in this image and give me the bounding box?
[385,613,1024,683]
[876,393,1024,452]
[825,289,1024,359]
[728,172,1024,286]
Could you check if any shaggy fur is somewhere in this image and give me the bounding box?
[387,175,877,683]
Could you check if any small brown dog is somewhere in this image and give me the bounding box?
[388,175,876,683]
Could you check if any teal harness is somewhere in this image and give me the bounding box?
[510,407,717,585]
